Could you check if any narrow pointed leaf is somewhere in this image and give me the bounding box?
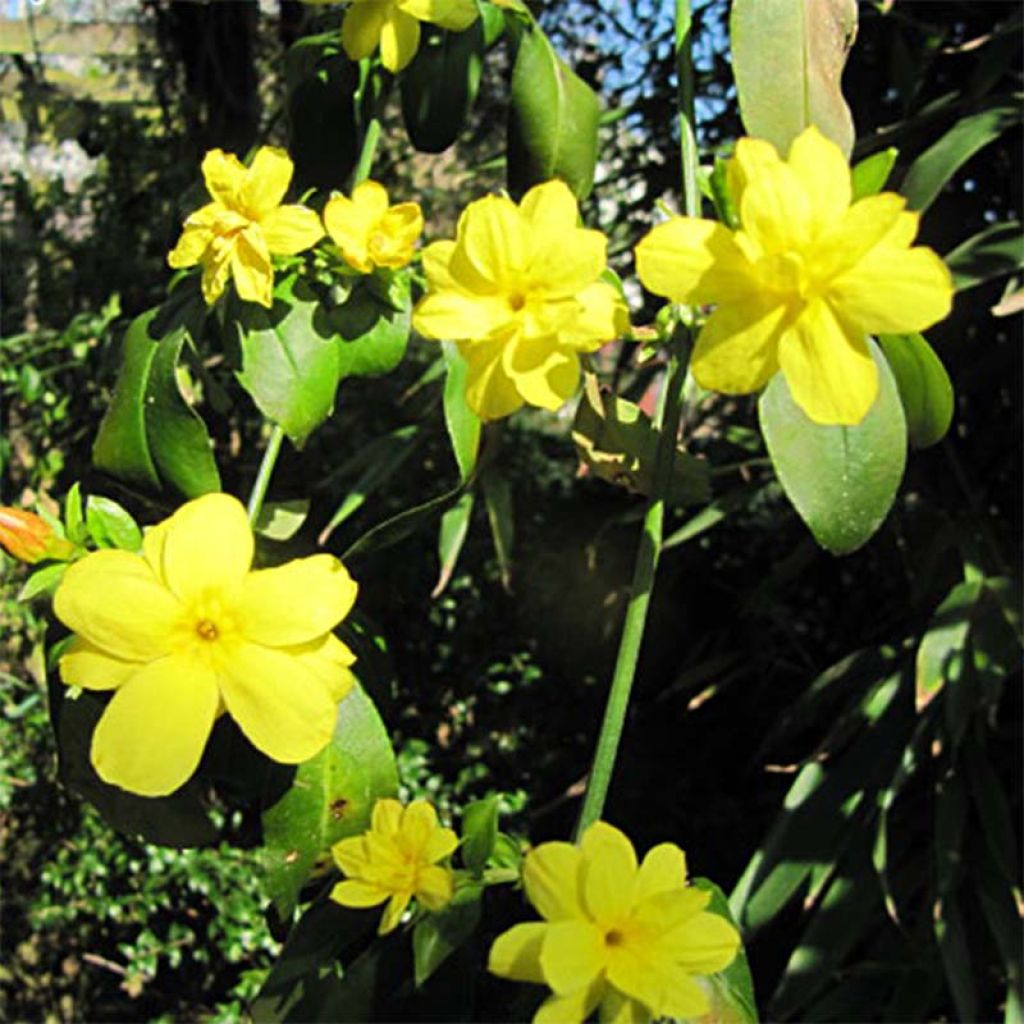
[878,332,953,449]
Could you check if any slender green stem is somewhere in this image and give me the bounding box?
[574,0,699,839]
[246,424,285,526]
[352,116,382,187]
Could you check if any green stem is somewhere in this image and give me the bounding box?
[352,116,381,187]
[246,424,285,526]
[574,0,699,840]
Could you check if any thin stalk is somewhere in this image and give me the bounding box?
[246,424,285,526]
[574,0,700,839]
[352,116,381,187]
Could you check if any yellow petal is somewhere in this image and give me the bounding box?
[236,554,357,647]
[635,217,755,305]
[633,843,687,903]
[828,245,954,335]
[489,922,549,983]
[421,240,457,290]
[323,192,374,272]
[201,243,233,306]
[399,0,479,30]
[606,952,707,1021]
[663,909,741,973]
[458,194,527,290]
[523,841,584,921]
[777,299,877,425]
[596,990,649,1024]
[535,981,606,1024]
[91,653,219,796]
[373,797,404,835]
[331,878,389,908]
[463,338,526,420]
[379,891,411,934]
[201,149,247,207]
[60,638,140,691]
[371,203,424,268]
[810,192,908,282]
[332,834,369,876]
[260,205,323,255]
[283,633,357,702]
[240,147,292,218]
[54,550,180,662]
[503,338,580,410]
[786,125,851,233]
[726,136,781,215]
[531,227,606,298]
[580,822,638,925]
[380,8,420,72]
[559,282,628,350]
[160,493,253,605]
[231,225,274,308]
[415,864,454,910]
[218,641,336,763]
[520,179,578,234]
[739,160,812,255]
[401,799,440,848]
[413,291,512,341]
[539,919,605,996]
[352,179,391,221]
[341,2,387,61]
[690,296,788,395]
[168,225,212,269]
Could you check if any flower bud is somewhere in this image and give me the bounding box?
[0,507,74,564]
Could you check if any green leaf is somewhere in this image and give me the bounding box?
[850,146,898,201]
[401,19,486,153]
[730,0,857,157]
[18,562,67,601]
[64,481,85,544]
[412,883,484,987]
[901,101,1022,212]
[433,491,475,598]
[85,494,142,551]
[328,280,411,381]
[945,221,1024,291]
[692,878,759,1023]
[709,155,740,229]
[254,499,310,542]
[758,340,906,555]
[236,276,342,447]
[507,19,600,199]
[442,342,481,481]
[260,683,399,920]
[915,578,984,712]
[460,795,499,876]
[481,467,514,591]
[878,332,953,449]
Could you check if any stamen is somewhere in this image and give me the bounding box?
[195,618,219,641]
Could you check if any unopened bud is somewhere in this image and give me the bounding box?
[0,507,75,564]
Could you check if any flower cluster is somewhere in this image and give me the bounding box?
[53,493,359,796]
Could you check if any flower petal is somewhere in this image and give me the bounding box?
[606,945,708,1020]
[217,641,336,763]
[373,798,404,835]
[463,338,526,420]
[520,179,579,234]
[457,194,527,290]
[635,217,755,305]
[236,554,357,647]
[201,242,233,306]
[60,638,140,691]
[232,225,274,308]
[324,193,374,272]
[240,147,293,218]
[777,299,877,425]
[727,136,782,215]
[786,126,851,233]
[282,632,357,702]
[399,0,478,31]
[489,922,549,984]
[415,864,454,911]
[580,822,638,926]
[260,205,323,255]
[810,192,908,282]
[371,203,423,267]
[739,159,813,255]
[331,878,389,908]
[168,225,212,269]
[662,908,741,973]
[332,834,369,876]
[91,653,219,796]
[341,2,387,61]
[633,843,687,904]
[535,981,606,1024]
[413,290,512,341]
[539,919,605,995]
[523,841,584,921]
[422,240,458,290]
[54,549,180,661]
[379,891,411,934]
[559,282,629,350]
[690,295,788,395]
[379,8,420,72]
[201,149,247,207]
[503,338,580,411]
[160,493,253,604]
[401,799,440,848]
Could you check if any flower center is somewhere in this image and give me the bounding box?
[605,928,625,947]
[508,291,527,312]
[195,618,219,642]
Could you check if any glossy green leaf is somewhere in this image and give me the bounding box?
[709,155,740,229]
[945,221,1024,291]
[18,562,67,601]
[759,340,906,555]
[850,146,898,200]
[507,18,600,198]
[329,279,411,381]
[693,878,758,1023]
[731,0,857,157]
[434,491,475,598]
[878,332,954,449]
[915,578,984,712]
[85,494,142,552]
[254,499,310,542]
[901,101,1021,212]
[260,682,399,920]
[412,883,483,987]
[460,795,499,877]
[63,481,85,544]
[401,19,485,153]
[236,276,341,447]
[442,342,481,481]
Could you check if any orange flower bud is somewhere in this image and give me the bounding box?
[0,507,74,564]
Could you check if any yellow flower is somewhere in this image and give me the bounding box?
[341,0,479,73]
[53,493,358,797]
[635,126,954,425]
[323,180,423,273]
[488,821,740,1023]
[168,147,323,309]
[331,797,458,934]
[0,507,74,564]
[412,179,629,421]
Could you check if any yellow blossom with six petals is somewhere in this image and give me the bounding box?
[323,180,423,273]
[168,147,323,309]
[412,179,629,421]
[340,0,479,73]
[53,493,358,797]
[488,821,740,1023]
[635,126,953,425]
[330,797,458,934]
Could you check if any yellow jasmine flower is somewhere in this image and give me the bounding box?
[168,147,323,309]
[635,126,953,425]
[330,797,458,934]
[412,179,629,421]
[341,0,479,73]
[488,821,740,1023]
[323,180,423,273]
[0,506,74,564]
[53,493,358,797]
